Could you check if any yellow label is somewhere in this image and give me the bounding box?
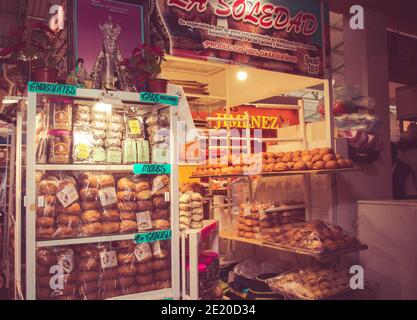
[128,120,141,135]
[76,144,89,159]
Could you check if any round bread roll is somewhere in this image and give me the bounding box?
[120,211,136,221]
[120,220,137,233]
[137,190,152,200]
[191,208,203,215]
[39,179,58,195]
[265,157,275,165]
[117,177,136,191]
[101,267,120,280]
[287,162,295,169]
[81,222,103,236]
[135,274,154,285]
[78,281,99,296]
[306,161,314,169]
[292,156,302,162]
[152,219,171,230]
[36,227,56,239]
[57,202,81,215]
[325,160,339,169]
[56,225,77,237]
[101,209,120,222]
[191,221,203,229]
[244,232,255,238]
[36,205,55,217]
[274,162,289,172]
[179,194,191,204]
[78,257,99,271]
[191,214,203,222]
[319,147,333,156]
[118,251,136,264]
[102,222,120,234]
[116,240,136,250]
[323,153,336,162]
[238,230,245,237]
[78,245,99,258]
[37,249,57,266]
[42,195,56,206]
[153,175,170,187]
[135,181,151,192]
[79,188,98,201]
[119,276,135,288]
[78,271,98,283]
[153,195,167,209]
[81,210,101,223]
[244,219,253,227]
[78,173,98,188]
[345,159,354,168]
[265,163,274,172]
[313,161,325,170]
[302,155,313,162]
[191,193,202,202]
[117,191,136,202]
[180,216,191,224]
[312,154,323,162]
[36,217,55,228]
[117,201,137,211]
[179,203,190,211]
[153,186,169,196]
[81,201,99,211]
[153,208,170,220]
[136,261,153,275]
[137,200,153,212]
[190,201,202,209]
[294,161,307,171]
[97,174,115,188]
[155,269,171,281]
[118,263,136,276]
[337,159,347,168]
[57,214,79,226]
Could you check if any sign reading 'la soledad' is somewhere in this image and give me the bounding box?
[157,0,327,78]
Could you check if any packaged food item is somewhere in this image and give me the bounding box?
[48,99,73,131]
[47,130,72,164]
[122,139,137,164]
[125,110,145,139]
[55,175,81,238]
[151,144,169,164]
[92,145,106,163]
[72,124,94,163]
[117,175,138,233]
[116,242,138,296]
[106,146,122,164]
[36,174,60,239]
[76,244,100,300]
[137,139,150,163]
[152,241,171,290]
[99,244,121,299]
[134,242,154,292]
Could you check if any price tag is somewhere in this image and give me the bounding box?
[100,251,118,269]
[28,81,77,96]
[134,243,152,262]
[134,230,172,243]
[56,184,79,208]
[133,164,171,175]
[243,206,252,217]
[98,187,117,206]
[128,119,141,135]
[164,192,170,202]
[57,249,74,274]
[152,241,162,256]
[136,211,153,231]
[140,92,179,106]
[37,196,45,208]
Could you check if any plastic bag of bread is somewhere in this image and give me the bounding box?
[72,124,94,163]
[36,174,59,239]
[76,244,100,300]
[116,175,138,233]
[134,242,155,292]
[152,241,171,290]
[98,243,121,299]
[55,174,81,238]
[36,247,78,300]
[266,220,362,254]
[133,175,153,228]
[124,111,145,139]
[116,241,139,296]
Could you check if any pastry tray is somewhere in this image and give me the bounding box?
[262,241,368,260]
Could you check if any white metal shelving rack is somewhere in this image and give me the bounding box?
[23,87,180,300]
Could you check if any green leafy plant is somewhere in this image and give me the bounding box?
[122,44,166,85]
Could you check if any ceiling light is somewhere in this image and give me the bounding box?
[93,102,112,113]
[237,68,248,81]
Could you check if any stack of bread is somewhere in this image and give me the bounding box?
[117,176,138,233]
[78,173,103,236]
[134,241,155,293]
[55,175,81,238]
[99,244,121,299]
[36,247,77,300]
[153,241,171,290]
[190,192,203,229]
[192,148,354,176]
[151,175,171,230]
[179,193,192,231]
[237,203,260,239]
[77,244,100,300]
[36,175,59,239]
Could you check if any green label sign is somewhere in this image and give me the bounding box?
[28,81,77,97]
[140,92,178,106]
[133,164,171,175]
[134,230,172,243]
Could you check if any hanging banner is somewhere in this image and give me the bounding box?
[157,0,326,78]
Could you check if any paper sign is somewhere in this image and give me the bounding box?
[140,92,178,106]
[98,187,117,206]
[133,164,171,175]
[56,184,79,208]
[100,251,118,269]
[128,119,141,135]
[134,230,172,243]
[28,81,77,96]
[134,243,152,262]
[136,211,153,231]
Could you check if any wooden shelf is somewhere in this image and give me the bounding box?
[191,167,361,179]
[220,230,368,260]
